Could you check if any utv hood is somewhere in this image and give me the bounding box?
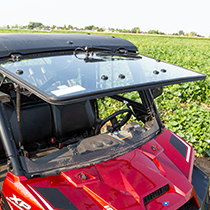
[16,130,198,210]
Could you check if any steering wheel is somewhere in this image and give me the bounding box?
[96,109,132,134]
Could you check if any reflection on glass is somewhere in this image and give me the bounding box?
[0,54,203,98]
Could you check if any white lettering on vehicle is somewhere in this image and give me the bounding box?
[104,205,114,210]
[6,194,31,210]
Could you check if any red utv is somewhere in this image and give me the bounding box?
[0,34,208,209]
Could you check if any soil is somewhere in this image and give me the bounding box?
[194,156,210,210]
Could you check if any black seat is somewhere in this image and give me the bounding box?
[51,100,96,141]
[0,100,96,156]
[0,102,53,153]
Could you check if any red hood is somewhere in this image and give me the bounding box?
[20,137,197,210]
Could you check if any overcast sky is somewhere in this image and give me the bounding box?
[1,0,209,36]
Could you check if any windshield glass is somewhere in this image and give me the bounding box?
[0,51,205,177]
[16,89,160,176]
[0,52,205,102]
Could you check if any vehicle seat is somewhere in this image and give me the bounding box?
[51,100,96,141]
[0,100,96,155]
[0,102,53,153]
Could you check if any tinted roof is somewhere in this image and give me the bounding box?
[0,33,137,59]
[0,52,206,105]
[0,34,206,104]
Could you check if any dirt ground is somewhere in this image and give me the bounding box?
[194,156,210,210]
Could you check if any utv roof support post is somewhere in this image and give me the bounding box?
[145,89,164,129]
[0,102,24,176]
[16,84,22,150]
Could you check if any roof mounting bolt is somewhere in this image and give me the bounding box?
[161,69,167,73]
[67,41,73,45]
[11,54,22,61]
[151,145,158,151]
[153,70,159,75]
[119,74,125,79]
[119,49,127,54]
[16,69,24,75]
[79,172,87,180]
[112,36,115,38]
[101,75,108,80]
[156,59,161,62]
[87,33,90,35]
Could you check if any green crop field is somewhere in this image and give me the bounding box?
[1,29,210,155]
[108,33,210,155]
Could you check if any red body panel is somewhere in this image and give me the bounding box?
[0,129,199,210]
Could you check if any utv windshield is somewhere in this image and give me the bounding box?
[0,51,206,177]
[0,52,205,104]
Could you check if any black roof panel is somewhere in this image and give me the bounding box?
[0,33,138,58]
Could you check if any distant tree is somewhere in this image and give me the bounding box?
[64,24,67,30]
[97,27,105,32]
[108,27,115,32]
[116,28,122,32]
[51,25,56,29]
[190,31,197,36]
[6,25,10,29]
[148,30,158,34]
[122,29,131,33]
[110,28,115,32]
[148,30,165,35]
[28,22,43,29]
[85,25,96,30]
[67,25,73,30]
[172,33,178,35]
[131,27,140,33]
[159,31,165,35]
[178,30,185,35]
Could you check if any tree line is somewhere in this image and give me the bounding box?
[2,22,201,37]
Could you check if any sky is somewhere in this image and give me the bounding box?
[0,0,210,37]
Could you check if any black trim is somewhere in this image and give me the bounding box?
[169,134,187,158]
[192,165,209,210]
[34,187,78,210]
[143,184,169,205]
[1,194,11,210]
[0,102,23,175]
[0,34,137,59]
[110,94,148,115]
[177,198,197,210]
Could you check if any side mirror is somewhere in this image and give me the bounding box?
[152,86,163,98]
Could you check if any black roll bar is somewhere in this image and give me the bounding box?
[0,102,23,176]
